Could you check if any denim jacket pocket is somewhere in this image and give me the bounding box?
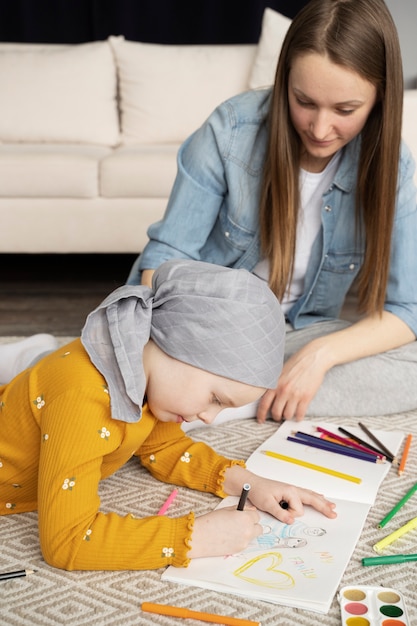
[216,208,257,253]
[309,251,363,316]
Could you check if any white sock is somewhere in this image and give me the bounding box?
[0,334,58,384]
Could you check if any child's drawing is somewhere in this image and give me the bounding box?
[233,552,296,589]
[248,515,327,551]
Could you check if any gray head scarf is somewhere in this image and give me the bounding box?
[81,259,285,423]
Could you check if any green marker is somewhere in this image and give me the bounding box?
[362,554,417,566]
[378,481,417,528]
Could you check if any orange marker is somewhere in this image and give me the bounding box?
[141,602,261,626]
[398,433,412,476]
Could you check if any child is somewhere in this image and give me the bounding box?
[0,260,336,571]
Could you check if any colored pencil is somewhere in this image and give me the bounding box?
[141,602,261,626]
[377,481,417,528]
[0,569,37,581]
[260,450,362,483]
[338,426,395,463]
[288,432,382,463]
[373,516,417,553]
[316,426,385,459]
[398,433,412,476]
[358,422,396,462]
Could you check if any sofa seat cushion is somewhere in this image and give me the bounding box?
[100,144,179,197]
[0,144,111,197]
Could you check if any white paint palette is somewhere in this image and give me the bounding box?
[338,585,410,626]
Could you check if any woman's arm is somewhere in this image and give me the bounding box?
[257,311,416,422]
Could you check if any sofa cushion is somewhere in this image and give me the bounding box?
[110,36,257,144]
[100,144,179,197]
[0,41,119,146]
[249,8,291,89]
[0,144,111,197]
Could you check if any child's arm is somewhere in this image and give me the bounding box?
[138,417,245,497]
[36,390,197,571]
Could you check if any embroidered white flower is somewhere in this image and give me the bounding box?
[33,395,45,409]
[83,529,92,541]
[62,477,76,491]
[43,434,49,442]
[161,547,175,558]
[6,502,15,510]
[0,460,3,468]
[181,452,191,463]
[102,385,109,394]
[98,427,110,440]
[150,454,156,463]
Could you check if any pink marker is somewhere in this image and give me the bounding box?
[157,488,179,515]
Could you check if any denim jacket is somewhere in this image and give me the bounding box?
[135,88,417,333]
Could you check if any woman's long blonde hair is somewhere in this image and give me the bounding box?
[259,0,403,313]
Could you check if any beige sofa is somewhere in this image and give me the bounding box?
[0,8,416,254]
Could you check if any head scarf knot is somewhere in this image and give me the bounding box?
[81,260,285,423]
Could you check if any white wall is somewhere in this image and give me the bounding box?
[385,0,417,88]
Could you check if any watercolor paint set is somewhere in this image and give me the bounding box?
[338,586,410,626]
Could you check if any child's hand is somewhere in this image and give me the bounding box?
[188,507,262,559]
[244,474,337,525]
[222,465,337,525]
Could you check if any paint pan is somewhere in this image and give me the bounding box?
[338,586,410,626]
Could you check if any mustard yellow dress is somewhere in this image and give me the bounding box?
[0,339,242,571]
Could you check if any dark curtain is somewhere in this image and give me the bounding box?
[0,0,309,45]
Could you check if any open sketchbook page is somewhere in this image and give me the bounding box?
[163,421,404,613]
[246,420,404,505]
[162,497,370,614]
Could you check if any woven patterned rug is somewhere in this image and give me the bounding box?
[1,337,416,625]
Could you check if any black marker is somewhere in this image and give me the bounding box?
[237,483,251,510]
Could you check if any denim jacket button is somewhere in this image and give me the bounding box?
[225,231,230,237]
[324,205,332,212]
[349,263,355,270]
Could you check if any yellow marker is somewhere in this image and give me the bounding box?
[373,516,417,553]
[261,450,362,484]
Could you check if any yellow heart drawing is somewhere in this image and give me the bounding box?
[233,552,295,589]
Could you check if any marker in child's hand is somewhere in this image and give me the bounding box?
[279,500,289,510]
[237,483,251,510]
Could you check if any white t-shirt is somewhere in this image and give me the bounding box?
[253,151,341,314]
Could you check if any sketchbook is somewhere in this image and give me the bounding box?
[162,420,404,614]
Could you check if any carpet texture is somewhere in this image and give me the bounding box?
[1,337,416,625]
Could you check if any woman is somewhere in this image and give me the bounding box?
[127,0,417,421]
[0,260,336,571]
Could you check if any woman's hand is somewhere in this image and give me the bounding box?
[257,340,330,422]
[257,312,415,423]
[188,507,262,558]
